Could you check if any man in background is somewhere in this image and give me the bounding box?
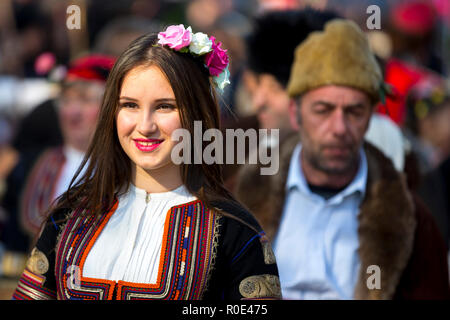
[236,19,449,299]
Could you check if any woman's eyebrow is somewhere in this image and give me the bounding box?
[154,98,176,103]
[119,96,138,102]
[119,97,176,103]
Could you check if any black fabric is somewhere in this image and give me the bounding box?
[1,99,62,252]
[210,198,263,234]
[246,8,340,87]
[0,148,44,252]
[31,208,69,294]
[418,156,450,249]
[307,183,346,200]
[12,99,62,153]
[204,211,279,300]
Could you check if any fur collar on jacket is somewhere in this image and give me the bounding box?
[235,134,417,299]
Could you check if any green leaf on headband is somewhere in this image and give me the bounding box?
[379,84,386,105]
[379,82,393,105]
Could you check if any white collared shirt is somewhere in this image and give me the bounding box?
[53,145,86,200]
[83,184,196,283]
[273,143,368,300]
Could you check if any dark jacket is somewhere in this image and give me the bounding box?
[235,133,450,299]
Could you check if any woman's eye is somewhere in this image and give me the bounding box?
[156,104,176,111]
[121,102,138,109]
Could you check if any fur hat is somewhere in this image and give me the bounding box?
[287,19,383,101]
[246,8,339,87]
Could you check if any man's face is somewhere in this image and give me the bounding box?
[250,72,291,130]
[292,85,373,175]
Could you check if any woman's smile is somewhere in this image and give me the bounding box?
[133,138,164,152]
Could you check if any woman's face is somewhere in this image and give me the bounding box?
[116,65,182,177]
[58,82,104,152]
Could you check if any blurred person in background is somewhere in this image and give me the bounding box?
[256,0,328,13]
[388,0,444,75]
[186,0,252,120]
[403,77,450,250]
[0,54,115,278]
[219,8,339,193]
[403,75,450,175]
[0,0,53,78]
[377,0,445,126]
[92,16,161,58]
[236,19,450,299]
[244,8,339,140]
[234,7,405,193]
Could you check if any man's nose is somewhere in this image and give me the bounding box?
[330,109,349,137]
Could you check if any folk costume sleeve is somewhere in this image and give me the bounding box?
[12,209,67,300]
[205,201,282,300]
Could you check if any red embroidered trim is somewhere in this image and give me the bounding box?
[12,268,57,300]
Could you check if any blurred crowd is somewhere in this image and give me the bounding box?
[0,0,450,298]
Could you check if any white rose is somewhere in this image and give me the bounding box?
[214,66,231,92]
[189,32,213,55]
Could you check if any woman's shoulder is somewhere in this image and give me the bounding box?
[39,206,72,238]
[209,198,264,236]
[205,198,281,300]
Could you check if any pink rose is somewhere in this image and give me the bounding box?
[204,37,229,77]
[157,24,192,50]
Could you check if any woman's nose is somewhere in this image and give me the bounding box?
[136,110,158,136]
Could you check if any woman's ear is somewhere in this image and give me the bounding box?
[288,98,300,131]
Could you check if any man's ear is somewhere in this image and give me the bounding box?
[288,98,300,131]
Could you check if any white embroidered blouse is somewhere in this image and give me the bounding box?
[83,184,197,284]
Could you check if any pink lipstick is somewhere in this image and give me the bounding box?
[133,138,163,152]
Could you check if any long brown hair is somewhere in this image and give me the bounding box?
[49,32,246,223]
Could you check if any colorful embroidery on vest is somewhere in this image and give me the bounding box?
[55,204,117,300]
[12,269,56,300]
[55,199,219,300]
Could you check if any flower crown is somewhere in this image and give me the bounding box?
[157,24,230,92]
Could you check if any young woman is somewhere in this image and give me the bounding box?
[12,25,281,300]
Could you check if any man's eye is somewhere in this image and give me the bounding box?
[347,108,364,117]
[314,108,330,114]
